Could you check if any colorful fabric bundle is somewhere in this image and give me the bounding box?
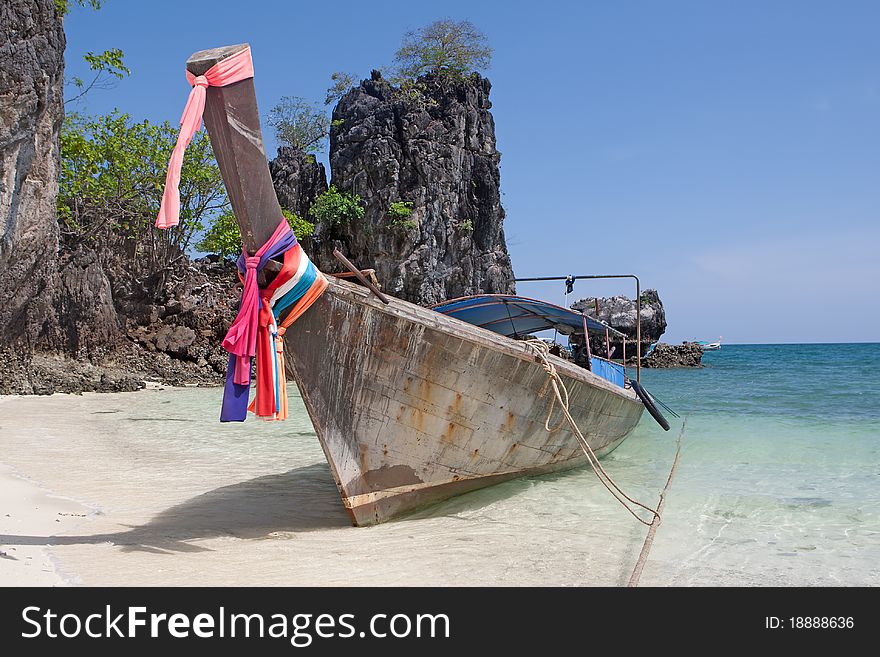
[219,219,327,423]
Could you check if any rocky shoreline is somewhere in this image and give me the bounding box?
[0,256,237,395]
[642,342,704,368]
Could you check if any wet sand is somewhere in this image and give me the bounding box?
[0,390,651,587]
[0,463,91,585]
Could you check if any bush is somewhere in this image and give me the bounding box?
[386,201,416,229]
[197,209,315,260]
[309,185,364,226]
[195,209,240,260]
[59,111,228,271]
[282,209,315,239]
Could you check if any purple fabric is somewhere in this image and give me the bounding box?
[220,228,298,422]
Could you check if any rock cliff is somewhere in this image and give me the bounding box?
[571,289,667,357]
[307,70,515,305]
[643,342,703,368]
[0,256,241,394]
[0,0,65,347]
[269,146,327,223]
[0,2,246,394]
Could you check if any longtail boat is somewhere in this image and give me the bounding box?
[169,44,658,525]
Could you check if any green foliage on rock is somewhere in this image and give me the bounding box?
[325,72,357,106]
[391,77,439,109]
[386,201,416,229]
[59,111,228,266]
[309,185,364,226]
[282,209,315,239]
[55,0,103,16]
[267,96,329,153]
[393,19,493,80]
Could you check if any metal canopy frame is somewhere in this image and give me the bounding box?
[514,274,643,383]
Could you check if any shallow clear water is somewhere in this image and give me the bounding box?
[629,343,880,585]
[58,343,879,585]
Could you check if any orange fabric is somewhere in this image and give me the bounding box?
[246,249,326,420]
[246,247,301,419]
[275,336,289,420]
[245,258,328,421]
[278,273,329,329]
[253,296,277,417]
[260,273,328,421]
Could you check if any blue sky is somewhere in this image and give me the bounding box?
[64,0,879,343]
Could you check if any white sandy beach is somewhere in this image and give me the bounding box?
[0,463,92,586]
[0,388,656,587]
[5,380,873,587]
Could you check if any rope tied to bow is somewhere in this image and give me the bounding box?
[524,339,660,526]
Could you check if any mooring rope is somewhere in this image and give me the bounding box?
[627,418,686,586]
[524,339,660,526]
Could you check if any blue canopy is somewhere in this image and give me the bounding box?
[430,295,625,339]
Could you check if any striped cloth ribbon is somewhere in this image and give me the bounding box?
[220,219,328,423]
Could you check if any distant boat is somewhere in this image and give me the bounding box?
[697,337,722,351]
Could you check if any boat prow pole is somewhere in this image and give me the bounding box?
[185,43,281,251]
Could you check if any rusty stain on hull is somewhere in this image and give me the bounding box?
[284,277,644,526]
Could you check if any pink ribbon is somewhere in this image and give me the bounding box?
[155,46,255,229]
[221,220,291,385]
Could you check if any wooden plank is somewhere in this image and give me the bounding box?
[284,277,646,525]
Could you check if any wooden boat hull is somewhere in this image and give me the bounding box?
[284,278,644,525]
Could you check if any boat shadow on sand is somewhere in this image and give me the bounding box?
[1,465,608,557]
[0,463,355,555]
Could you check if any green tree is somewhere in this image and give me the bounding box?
[267,96,330,153]
[309,185,364,226]
[58,1,130,106]
[393,19,493,80]
[66,48,131,105]
[59,111,228,272]
[325,71,357,106]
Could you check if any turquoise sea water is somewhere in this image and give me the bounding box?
[626,343,880,585]
[43,343,878,586]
